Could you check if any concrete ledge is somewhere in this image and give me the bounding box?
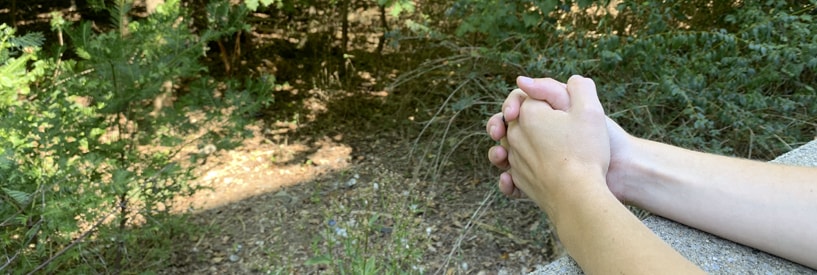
[532,140,817,274]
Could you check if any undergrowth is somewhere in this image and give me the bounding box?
[0,0,273,273]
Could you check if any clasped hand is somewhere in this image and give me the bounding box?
[487,75,614,215]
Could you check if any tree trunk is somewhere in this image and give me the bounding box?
[339,0,349,78]
[376,3,389,55]
[341,0,349,55]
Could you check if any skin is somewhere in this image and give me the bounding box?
[495,75,703,274]
[487,75,817,271]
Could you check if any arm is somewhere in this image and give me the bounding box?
[543,172,703,275]
[504,76,703,274]
[489,76,817,269]
[614,136,817,269]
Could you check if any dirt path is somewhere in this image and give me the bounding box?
[159,91,563,274]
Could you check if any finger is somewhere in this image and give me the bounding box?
[515,96,556,125]
[566,75,603,115]
[511,187,522,198]
[499,172,515,196]
[517,76,570,111]
[486,113,506,141]
[488,145,510,170]
[501,89,528,122]
[500,172,525,198]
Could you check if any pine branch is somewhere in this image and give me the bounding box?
[9,32,44,50]
[110,0,133,37]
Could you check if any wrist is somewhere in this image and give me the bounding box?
[606,134,650,204]
[608,137,680,208]
[538,171,613,225]
[550,179,623,237]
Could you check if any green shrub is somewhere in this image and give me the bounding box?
[549,0,817,158]
[398,0,817,182]
[0,0,272,273]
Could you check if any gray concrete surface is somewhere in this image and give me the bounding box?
[531,139,817,274]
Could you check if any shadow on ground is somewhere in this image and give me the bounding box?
[4,2,564,273]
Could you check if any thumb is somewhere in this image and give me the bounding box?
[565,75,604,115]
[517,76,570,111]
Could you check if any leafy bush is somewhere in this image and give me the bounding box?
[551,0,817,158]
[399,0,817,184]
[0,0,273,273]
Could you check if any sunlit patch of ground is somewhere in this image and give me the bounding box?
[178,130,353,211]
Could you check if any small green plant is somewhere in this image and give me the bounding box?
[300,171,429,274]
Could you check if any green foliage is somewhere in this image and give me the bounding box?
[210,1,252,32]
[399,0,817,178]
[245,0,277,11]
[549,0,817,158]
[0,25,46,103]
[0,0,272,273]
[379,0,416,17]
[446,0,604,43]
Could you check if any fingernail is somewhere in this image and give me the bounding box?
[490,125,497,138]
[518,76,533,86]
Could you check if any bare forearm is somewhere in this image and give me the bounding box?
[549,175,703,275]
[621,137,817,268]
